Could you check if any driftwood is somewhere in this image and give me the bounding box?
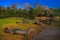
[4,28,38,40]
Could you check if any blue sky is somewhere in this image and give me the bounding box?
[0,0,60,8]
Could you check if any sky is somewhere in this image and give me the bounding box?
[0,0,60,8]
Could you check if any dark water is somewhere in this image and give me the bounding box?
[32,28,60,40]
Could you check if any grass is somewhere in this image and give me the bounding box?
[0,17,24,40]
[0,17,60,40]
[0,17,38,30]
[0,17,22,26]
[0,17,39,40]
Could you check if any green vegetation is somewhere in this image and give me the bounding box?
[0,17,38,40]
[0,3,60,19]
[0,17,22,26]
[0,3,60,40]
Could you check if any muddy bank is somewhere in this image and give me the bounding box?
[32,28,60,40]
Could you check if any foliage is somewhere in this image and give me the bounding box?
[0,3,60,19]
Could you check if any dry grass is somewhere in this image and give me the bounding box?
[0,23,40,40]
[0,17,59,40]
